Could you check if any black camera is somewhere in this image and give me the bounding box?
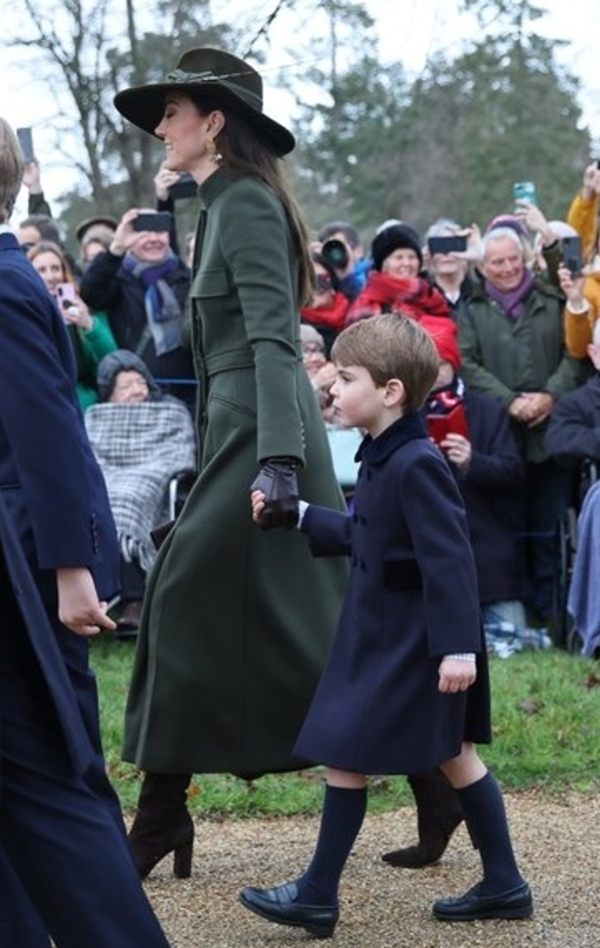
[321,238,349,271]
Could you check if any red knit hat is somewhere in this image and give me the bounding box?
[420,315,461,370]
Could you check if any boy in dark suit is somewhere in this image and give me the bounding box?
[241,314,532,937]
[0,116,169,946]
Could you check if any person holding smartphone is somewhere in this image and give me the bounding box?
[559,162,600,359]
[79,206,194,406]
[423,218,481,318]
[27,240,116,409]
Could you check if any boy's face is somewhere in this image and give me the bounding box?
[330,363,398,436]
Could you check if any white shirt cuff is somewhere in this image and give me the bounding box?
[297,500,309,528]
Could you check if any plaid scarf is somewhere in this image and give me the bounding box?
[85,400,196,571]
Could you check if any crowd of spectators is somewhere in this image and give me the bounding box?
[14,155,600,649]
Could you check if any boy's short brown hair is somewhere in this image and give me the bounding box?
[331,313,440,412]
[0,118,24,223]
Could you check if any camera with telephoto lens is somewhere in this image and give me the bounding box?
[321,238,349,270]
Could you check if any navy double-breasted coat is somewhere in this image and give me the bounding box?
[294,413,491,775]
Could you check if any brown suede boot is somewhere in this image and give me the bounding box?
[382,770,476,868]
[128,772,194,879]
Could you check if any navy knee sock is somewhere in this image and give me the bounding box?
[295,784,367,906]
[457,771,523,894]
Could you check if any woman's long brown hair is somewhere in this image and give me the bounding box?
[191,94,314,306]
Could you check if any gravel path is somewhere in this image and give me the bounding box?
[143,791,599,947]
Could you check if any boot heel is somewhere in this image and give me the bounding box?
[173,840,193,878]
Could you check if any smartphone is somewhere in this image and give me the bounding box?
[596,159,600,170]
[562,235,583,276]
[133,211,173,232]
[426,404,470,448]
[57,283,76,304]
[513,181,537,206]
[16,127,35,163]
[168,173,197,200]
[427,235,467,255]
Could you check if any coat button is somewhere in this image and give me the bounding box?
[352,513,358,523]
[360,515,367,525]
[360,560,366,571]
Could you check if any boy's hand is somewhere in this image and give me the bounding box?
[251,489,266,524]
[438,657,476,693]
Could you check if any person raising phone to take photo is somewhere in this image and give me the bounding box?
[79,207,194,405]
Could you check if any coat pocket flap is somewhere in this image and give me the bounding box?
[191,266,230,298]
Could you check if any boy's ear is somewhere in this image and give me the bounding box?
[384,378,406,407]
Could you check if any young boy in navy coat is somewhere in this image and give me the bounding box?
[241,314,532,937]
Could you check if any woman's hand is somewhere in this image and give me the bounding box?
[109,208,145,256]
[557,263,587,309]
[582,162,600,200]
[62,294,94,330]
[438,657,476,693]
[154,161,181,201]
[250,489,266,524]
[514,200,555,246]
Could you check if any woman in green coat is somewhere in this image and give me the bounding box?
[113,48,347,879]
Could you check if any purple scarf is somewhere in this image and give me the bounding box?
[485,270,536,320]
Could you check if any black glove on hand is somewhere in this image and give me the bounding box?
[250,458,299,530]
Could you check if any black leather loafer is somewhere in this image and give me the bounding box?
[433,880,533,921]
[239,881,339,939]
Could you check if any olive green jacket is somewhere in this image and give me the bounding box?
[458,279,585,462]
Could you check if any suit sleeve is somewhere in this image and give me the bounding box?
[399,451,482,657]
[0,268,102,570]
[218,181,305,464]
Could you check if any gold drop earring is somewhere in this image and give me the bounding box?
[208,138,223,164]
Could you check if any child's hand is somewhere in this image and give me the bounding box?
[250,489,266,524]
[438,657,476,693]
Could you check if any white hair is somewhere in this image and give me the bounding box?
[482,226,525,258]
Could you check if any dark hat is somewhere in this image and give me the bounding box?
[97,350,160,402]
[113,48,295,157]
[371,223,423,272]
[75,216,118,243]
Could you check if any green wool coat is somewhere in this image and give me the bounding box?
[123,169,347,776]
[457,280,585,463]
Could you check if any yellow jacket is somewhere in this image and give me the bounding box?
[564,191,600,357]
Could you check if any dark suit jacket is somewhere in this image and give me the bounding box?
[0,230,119,774]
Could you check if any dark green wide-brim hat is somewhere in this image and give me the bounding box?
[114,47,295,157]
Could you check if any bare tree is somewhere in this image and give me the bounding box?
[3,0,232,210]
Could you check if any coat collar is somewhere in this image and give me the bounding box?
[356,412,427,466]
[0,230,21,252]
[197,167,237,209]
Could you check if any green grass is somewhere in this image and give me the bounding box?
[91,637,600,817]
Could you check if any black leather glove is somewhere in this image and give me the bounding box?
[250,458,299,530]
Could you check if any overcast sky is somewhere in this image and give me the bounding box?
[4,0,600,218]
